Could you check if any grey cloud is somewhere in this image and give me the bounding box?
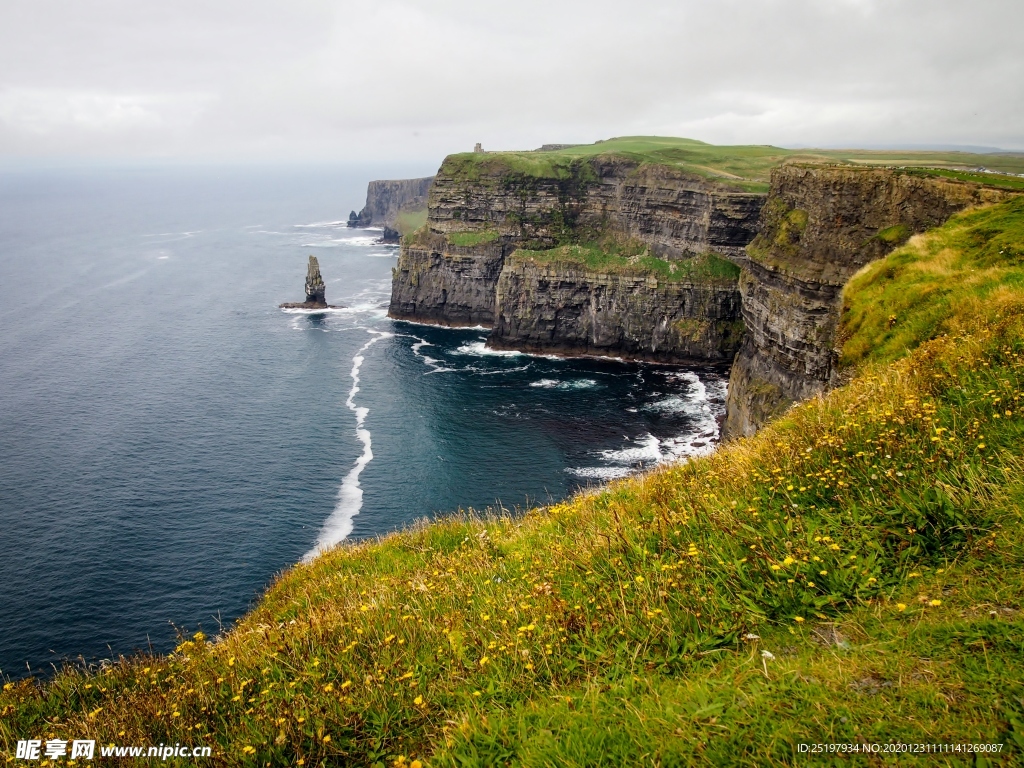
[0,0,1021,163]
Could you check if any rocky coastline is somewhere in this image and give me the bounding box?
[382,143,1020,441]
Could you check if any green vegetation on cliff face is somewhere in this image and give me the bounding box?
[5,204,1024,764]
[447,229,500,247]
[394,208,428,236]
[512,238,740,285]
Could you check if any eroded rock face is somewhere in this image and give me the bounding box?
[349,177,434,229]
[389,153,763,361]
[490,257,743,363]
[305,256,326,304]
[389,232,507,327]
[722,166,1014,439]
[281,255,337,309]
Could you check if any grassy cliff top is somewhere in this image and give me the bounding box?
[4,200,1024,764]
[441,136,1024,194]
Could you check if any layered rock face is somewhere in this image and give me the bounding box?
[389,231,508,326]
[491,257,743,363]
[349,177,434,229]
[281,255,339,309]
[722,166,1013,439]
[389,153,764,355]
[304,256,326,304]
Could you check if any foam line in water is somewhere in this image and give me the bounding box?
[408,335,458,373]
[304,330,392,561]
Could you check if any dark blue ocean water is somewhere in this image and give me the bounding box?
[0,166,726,678]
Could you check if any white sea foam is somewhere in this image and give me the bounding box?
[280,306,350,315]
[292,220,349,228]
[305,330,393,561]
[408,336,457,373]
[599,433,664,464]
[454,341,522,357]
[566,466,634,480]
[303,235,381,248]
[642,395,699,414]
[530,378,598,390]
[566,371,729,483]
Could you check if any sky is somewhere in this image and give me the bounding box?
[1,0,1021,167]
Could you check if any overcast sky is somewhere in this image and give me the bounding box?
[1,0,1021,166]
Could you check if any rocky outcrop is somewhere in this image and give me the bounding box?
[348,177,434,229]
[722,166,1014,439]
[280,256,341,309]
[389,153,764,354]
[490,256,743,363]
[389,232,508,326]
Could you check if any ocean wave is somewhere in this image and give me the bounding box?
[564,371,728,484]
[304,330,393,561]
[530,378,598,390]
[454,341,523,357]
[409,337,458,374]
[280,306,350,315]
[642,395,701,415]
[566,466,634,480]
[599,433,663,464]
[292,220,349,228]
[302,236,380,248]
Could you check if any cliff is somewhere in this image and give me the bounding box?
[389,149,764,360]
[490,249,743,363]
[348,176,434,230]
[722,165,1014,438]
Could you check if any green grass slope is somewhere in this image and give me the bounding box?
[4,199,1024,766]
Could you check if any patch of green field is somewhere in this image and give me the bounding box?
[513,238,740,285]
[394,208,428,236]
[899,166,1024,192]
[447,230,500,247]
[4,201,1024,765]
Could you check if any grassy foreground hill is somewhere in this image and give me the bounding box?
[4,198,1024,764]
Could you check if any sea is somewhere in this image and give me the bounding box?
[0,165,726,678]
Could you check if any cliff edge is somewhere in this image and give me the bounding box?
[722,165,1015,438]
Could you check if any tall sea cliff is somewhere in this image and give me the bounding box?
[389,150,763,362]
[388,140,1021,442]
[722,165,1016,438]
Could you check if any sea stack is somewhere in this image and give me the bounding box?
[304,256,326,304]
[280,255,340,309]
